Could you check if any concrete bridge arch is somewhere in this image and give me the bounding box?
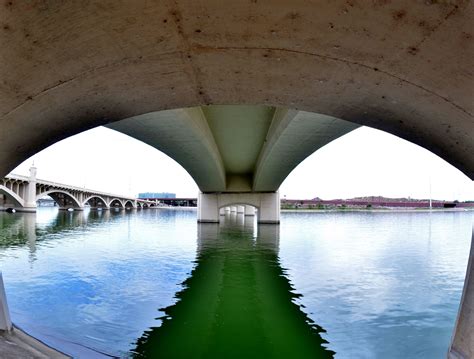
[109,198,125,209]
[0,1,472,185]
[124,200,136,209]
[83,195,109,209]
[0,185,25,209]
[37,190,82,210]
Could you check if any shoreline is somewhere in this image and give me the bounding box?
[0,326,70,359]
[281,208,474,213]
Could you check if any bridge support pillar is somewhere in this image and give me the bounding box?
[23,166,37,212]
[197,192,219,223]
[197,192,280,224]
[0,273,12,332]
[245,205,256,216]
[449,230,474,359]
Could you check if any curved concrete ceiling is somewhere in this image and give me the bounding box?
[108,106,358,192]
[253,109,359,192]
[0,0,472,182]
[108,108,227,192]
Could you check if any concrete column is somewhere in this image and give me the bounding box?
[258,192,280,224]
[237,205,245,213]
[197,192,280,224]
[449,230,474,359]
[197,193,219,223]
[245,205,255,216]
[0,273,12,331]
[23,166,37,212]
[219,208,225,216]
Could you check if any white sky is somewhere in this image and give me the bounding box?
[11,126,473,201]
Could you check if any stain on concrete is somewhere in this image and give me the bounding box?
[286,12,301,20]
[392,9,407,20]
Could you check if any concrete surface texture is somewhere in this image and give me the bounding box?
[0,327,69,359]
[449,232,474,359]
[0,1,472,181]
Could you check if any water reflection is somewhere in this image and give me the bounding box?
[0,209,471,358]
[132,214,334,358]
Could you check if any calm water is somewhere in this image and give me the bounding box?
[0,208,472,358]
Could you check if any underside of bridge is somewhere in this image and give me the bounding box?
[108,106,358,192]
[108,106,358,223]
[0,0,472,357]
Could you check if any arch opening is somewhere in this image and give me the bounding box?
[4,104,473,197]
[84,196,109,210]
[109,199,125,209]
[38,190,82,210]
[0,185,25,210]
[124,200,135,209]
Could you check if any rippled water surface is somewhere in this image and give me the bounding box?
[0,208,472,358]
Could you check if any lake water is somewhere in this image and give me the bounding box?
[0,208,472,358]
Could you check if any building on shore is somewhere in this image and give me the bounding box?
[281,196,474,210]
[138,192,176,199]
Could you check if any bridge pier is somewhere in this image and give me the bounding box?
[245,205,256,216]
[197,192,280,224]
[0,273,12,332]
[22,166,37,212]
[449,230,474,359]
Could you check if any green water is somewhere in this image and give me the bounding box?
[133,222,333,359]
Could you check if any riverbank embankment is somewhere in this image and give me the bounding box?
[0,326,70,358]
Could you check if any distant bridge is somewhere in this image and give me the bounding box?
[0,167,156,212]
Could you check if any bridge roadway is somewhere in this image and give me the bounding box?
[0,167,156,212]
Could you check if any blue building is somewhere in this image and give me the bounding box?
[138,192,176,199]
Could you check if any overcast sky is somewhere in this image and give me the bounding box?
[11,126,473,201]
